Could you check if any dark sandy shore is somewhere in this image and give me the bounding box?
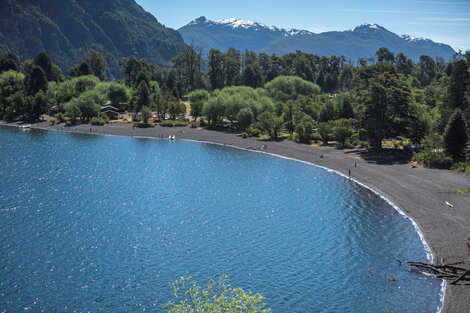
[2,120,470,312]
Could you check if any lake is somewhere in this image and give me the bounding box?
[0,128,442,312]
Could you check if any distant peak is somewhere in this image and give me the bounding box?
[399,34,429,43]
[350,23,382,32]
[186,16,313,35]
[190,16,207,24]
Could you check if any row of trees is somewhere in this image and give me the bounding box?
[1,46,469,163]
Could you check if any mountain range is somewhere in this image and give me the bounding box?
[0,0,186,78]
[179,17,456,62]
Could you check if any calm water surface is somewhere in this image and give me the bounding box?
[0,128,441,312]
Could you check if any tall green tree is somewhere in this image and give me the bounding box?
[31,90,47,120]
[358,65,411,150]
[86,50,107,80]
[172,44,203,93]
[25,65,48,96]
[443,108,468,160]
[224,48,242,86]
[448,60,469,110]
[208,49,225,90]
[136,81,151,113]
[0,52,20,72]
[188,89,209,120]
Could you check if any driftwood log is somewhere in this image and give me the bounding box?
[408,261,470,285]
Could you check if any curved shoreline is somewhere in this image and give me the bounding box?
[2,121,469,312]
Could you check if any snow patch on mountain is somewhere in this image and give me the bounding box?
[189,16,313,36]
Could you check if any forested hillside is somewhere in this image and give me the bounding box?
[0,0,186,78]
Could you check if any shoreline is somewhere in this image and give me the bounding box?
[2,120,470,312]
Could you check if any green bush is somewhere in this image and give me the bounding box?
[160,120,174,127]
[190,121,199,128]
[242,132,248,138]
[49,118,57,125]
[412,150,453,169]
[89,117,106,126]
[451,161,470,175]
[54,112,66,124]
[199,118,207,127]
[246,126,262,137]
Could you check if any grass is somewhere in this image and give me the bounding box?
[449,188,470,194]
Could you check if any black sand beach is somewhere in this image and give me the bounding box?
[2,120,470,312]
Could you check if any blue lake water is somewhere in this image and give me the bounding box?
[0,128,442,312]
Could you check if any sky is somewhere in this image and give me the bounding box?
[136,0,470,51]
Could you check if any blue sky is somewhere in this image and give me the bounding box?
[136,0,470,51]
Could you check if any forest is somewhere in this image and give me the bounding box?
[0,46,469,172]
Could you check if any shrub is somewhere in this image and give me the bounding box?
[199,118,207,127]
[89,117,106,126]
[49,118,57,125]
[160,120,174,127]
[451,161,470,176]
[242,132,248,138]
[412,150,453,169]
[54,112,66,124]
[190,121,198,128]
[246,126,262,137]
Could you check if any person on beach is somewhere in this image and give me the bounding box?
[348,169,351,178]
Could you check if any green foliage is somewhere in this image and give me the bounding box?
[412,150,453,169]
[443,108,468,160]
[295,115,315,143]
[257,111,283,138]
[168,102,186,120]
[237,107,254,131]
[246,126,262,137]
[89,117,106,126]
[188,89,210,120]
[333,119,353,148]
[318,100,336,122]
[86,50,107,80]
[67,89,104,121]
[265,75,321,101]
[65,102,81,124]
[451,161,470,176]
[31,90,48,119]
[140,106,152,125]
[136,81,151,112]
[318,122,331,145]
[25,65,48,96]
[163,274,270,313]
[107,82,130,105]
[54,112,66,124]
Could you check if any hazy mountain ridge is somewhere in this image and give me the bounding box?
[0,0,186,77]
[179,18,456,62]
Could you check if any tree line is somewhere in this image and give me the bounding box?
[1,46,469,167]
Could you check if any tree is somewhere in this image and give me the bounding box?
[66,103,81,124]
[25,65,48,96]
[208,49,225,90]
[107,82,130,105]
[168,101,186,120]
[334,119,353,148]
[265,75,321,101]
[171,44,203,92]
[224,47,241,86]
[443,108,468,160]
[448,60,469,111]
[376,47,394,64]
[70,62,91,77]
[203,95,225,127]
[0,52,20,72]
[163,274,270,313]
[257,111,283,138]
[395,53,414,76]
[136,81,151,113]
[416,55,436,87]
[358,65,411,150]
[318,101,336,122]
[318,122,331,145]
[33,51,52,80]
[295,115,315,143]
[140,106,152,125]
[31,90,47,120]
[237,107,254,131]
[188,89,209,120]
[86,50,107,80]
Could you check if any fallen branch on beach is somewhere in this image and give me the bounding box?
[408,261,470,284]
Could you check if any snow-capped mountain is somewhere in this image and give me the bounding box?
[178,17,456,62]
